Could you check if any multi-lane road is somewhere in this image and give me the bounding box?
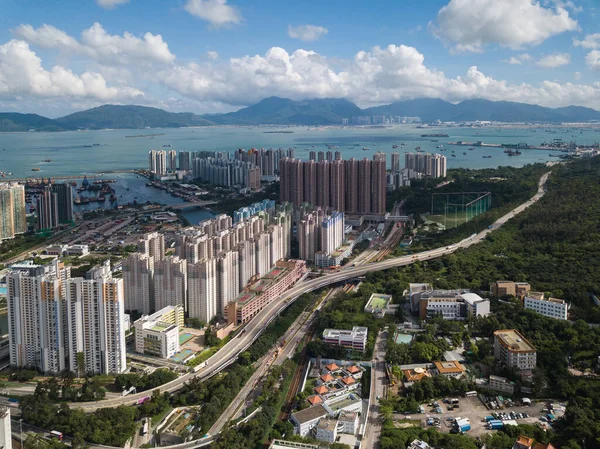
[68,171,550,418]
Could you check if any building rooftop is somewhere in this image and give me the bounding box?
[461,292,487,305]
[326,394,360,412]
[346,365,361,374]
[291,404,329,424]
[150,322,176,333]
[325,363,340,372]
[341,376,356,385]
[515,435,535,447]
[317,419,338,432]
[403,368,431,382]
[338,411,357,422]
[526,292,545,300]
[320,373,334,383]
[269,440,318,449]
[314,385,329,395]
[494,329,536,352]
[434,360,466,374]
[307,395,323,406]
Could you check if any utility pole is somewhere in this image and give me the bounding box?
[19,419,23,449]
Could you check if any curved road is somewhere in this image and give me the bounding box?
[70,172,550,417]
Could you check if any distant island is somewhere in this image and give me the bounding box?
[2,96,600,132]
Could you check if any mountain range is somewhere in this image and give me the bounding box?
[2,97,600,132]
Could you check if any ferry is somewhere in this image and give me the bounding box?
[32,168,41,171]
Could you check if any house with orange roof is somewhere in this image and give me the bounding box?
[319,373,334,383]
[307,395,324,406]
[314,385,329,395]
[513,435,534,449]
[325,363,340,372]
[341,376,356,386]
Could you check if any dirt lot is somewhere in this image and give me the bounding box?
[412,397,542,437]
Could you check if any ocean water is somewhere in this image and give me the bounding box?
[1,125,594,179]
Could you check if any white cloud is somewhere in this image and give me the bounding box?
[585,50,600,71]
[97,0,129,9]
[504,53,531,64]
[155,44,600,110]
[206,51,219,60]
[288,25,329,42]
[14,23,175,65]
[573,33,600,49]
[0,40,143,101]
[574,71,581,80]
[184,0,241,27]
[536,53,571,68]
[431,0,578,52]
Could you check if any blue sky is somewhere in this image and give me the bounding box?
[1,0,600,116]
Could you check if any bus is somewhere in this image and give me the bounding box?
[465,391,477,397]
[50,431,64,441]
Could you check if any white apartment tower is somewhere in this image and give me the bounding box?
[216,250,240,316]
[153,256,187,311]
[138,232,165,260]
[149,150,167,176]
[320,212,344,256]
[0,183,27,241]
[122,253,154,314]
[66,275,127,375]
[0,407,12,449]
[187,259,218,322]
[7,260,70,374]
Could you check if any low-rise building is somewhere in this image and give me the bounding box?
[433,360,466,378]
[408,440,431,449]
[322,326,368,352]
[490,281,531,298]
[268,441,318,449]
[493,329,537,374]
[513,435,535,449]
[315,418,338,443]
[462,292,491,317]
[134,305,184,358]
[488,375,515,394]
[524,293,568,320]
[323,392,363,415]
[337,411,359,435]
[402,367,431,388]
[364,293,394,318]
[290,404,329,437]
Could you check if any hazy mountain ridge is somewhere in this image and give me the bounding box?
[3,97,600,132]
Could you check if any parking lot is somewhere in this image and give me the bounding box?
[418,397,541,437]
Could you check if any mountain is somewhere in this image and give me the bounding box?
[0,113,71,132]
[210,97,364,125]
[364,98,600,123]
[3,97,600,132]
[55,105,215,130]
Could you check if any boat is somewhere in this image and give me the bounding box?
[42,159,52,163]
[463,152,467,155]
[92,143,100,146]
[109,194,116,202]
[437,145,444,149]
[420,133,449,137]
[80,197,90,204]
[483,155,492,158]
[363,147,370,151]
[468,148,475,151]
[32,168,40,171]
[393,144,398,148]
[507,150,522,156]
[74,197,81,205]
[162,144,172,147]
[98,195,106,202]
[451,154,456,157]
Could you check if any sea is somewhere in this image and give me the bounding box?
[0,125,597,224]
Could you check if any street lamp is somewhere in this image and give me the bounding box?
[19,419,23,449]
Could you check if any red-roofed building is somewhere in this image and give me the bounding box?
[320,373,334,383]
[307,395,323,405]
[341,376,356,385]
[325,363,340,372]
[314,385,329,395]
[513,436,534,449]
[346,365,360,374]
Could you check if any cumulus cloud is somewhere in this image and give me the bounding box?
[154,44,600,109]
[431,0,578,52]
[585,50,600,71]
[536,53,571,68]
[0,40,143,101]
[184,0,241,27]
[574,71,581,80]
[573,33,600,49]
[288,25,329,42]
[14,23,175,65]
[504,53,531,64]
[206,51,219,60]
[97,0,129,9]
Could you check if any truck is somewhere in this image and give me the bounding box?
[458,423,471,432]
[485,415,495,422]
[488,420,504,430]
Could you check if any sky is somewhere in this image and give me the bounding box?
[2,0,600,117]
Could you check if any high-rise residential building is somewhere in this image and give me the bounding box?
[138,232,165,260]
[319,211,345,256]
[0,183,27,240]
[317,151,325,162]
[36,186,59,230]
[187,259,217,322]
[167,150,177,172]
[0,407,12,449]
[192,157,259,188]
[122,253,154,313]
[404,153,447,178]
[298,209,344,263]
[391,152,401,174]
[66,270,127,375]
[149,150,167,176]
[179,151,192,171]
[280,156,385,215]
[153,256,187,311]
[326,151,333,162]
[7,260,70,374]
[51,183,74,223]
[216,250,240,316]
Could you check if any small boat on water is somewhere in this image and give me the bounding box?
[32,168,40,171]
[451,154,456,157]
[437,145,444,149]
[80,197,90,204]
[468,148,475,151]
[98,195,106,202]
[74,197,81,205]
[393,144,398,148]
[463,152,467,155]
[363,147,370,151]
[42,159,52,163]
[483,155,492,158]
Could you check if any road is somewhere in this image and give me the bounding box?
[363,330,387,449]
[67,171,550,414]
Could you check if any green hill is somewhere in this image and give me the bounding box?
[0,113,71,132]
